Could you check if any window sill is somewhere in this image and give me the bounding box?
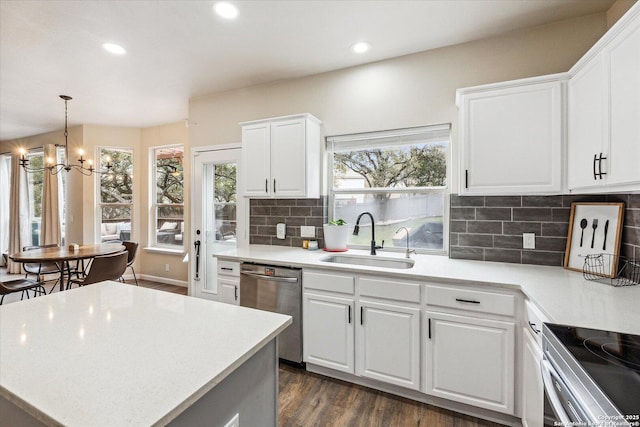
[143,247,186,256]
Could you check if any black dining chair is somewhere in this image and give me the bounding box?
[1,278,46,304]
[67,251,128,288]
[22,244,63,291]
[122,241,139,286]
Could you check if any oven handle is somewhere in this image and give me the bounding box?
[540,359,573,426]
[240,270,299,283]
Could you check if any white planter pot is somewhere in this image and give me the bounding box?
[323,224,349,251]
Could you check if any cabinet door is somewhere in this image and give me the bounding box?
[303,292,354,373]
[567,54,607,190]
[522,329,544,427]
[218,277,240,305]
[460,80,563,195]
[358,300,420,390]
[606,17,640,188]
[425,311,515,414]
[270,118,307,197]
[242,122,271,196]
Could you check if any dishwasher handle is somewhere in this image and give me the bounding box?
[240,270,299,283]
[540,359,573,426]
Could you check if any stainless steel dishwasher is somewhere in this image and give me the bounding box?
[240,263,302,364]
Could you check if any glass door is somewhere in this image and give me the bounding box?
[191,147,245,299]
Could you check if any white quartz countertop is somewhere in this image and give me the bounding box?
[0,281,291,426]
[217,245,640,335]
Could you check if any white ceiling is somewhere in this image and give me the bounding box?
[0,0,615,141]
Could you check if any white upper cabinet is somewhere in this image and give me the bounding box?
[567,4,640,192]
[457,75,565,195]
[241,113,321,198]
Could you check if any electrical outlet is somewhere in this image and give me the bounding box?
[165,263,170,272]
[300,226,316,238]
[276,223,286,239]
[523,233,536,249]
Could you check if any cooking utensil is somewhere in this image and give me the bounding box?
[591,219,598,249]
[579,218,588,247]
[602,220,609,251]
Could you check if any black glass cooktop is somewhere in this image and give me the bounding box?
[546,323,640,417]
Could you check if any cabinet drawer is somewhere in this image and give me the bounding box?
[524,299,546,347]
[425,284,515,317]
[217,260,240,277]
[359,277,421,303]
[304,271,354,294]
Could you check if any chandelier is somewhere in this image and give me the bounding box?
[19,95,113,176]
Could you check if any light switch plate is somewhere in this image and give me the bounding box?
[523,233,536,249]
[276,223,286,239]
[300,226,316,238]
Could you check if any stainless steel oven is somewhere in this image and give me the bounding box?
[240,263,302,364]
[542,323,639,427]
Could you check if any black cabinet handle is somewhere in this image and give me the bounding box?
[428,318,432,339]
[348,306,351,324]
[528,321,540,335]
[598,153,607,179]
[465,169,469,189]
[273,179,276,193]
[221,267,233,271]
[360,306,363,325]
[455,298,480,304]
[265,178,268,193]
[234,285,238,301]
[593,154,598,180]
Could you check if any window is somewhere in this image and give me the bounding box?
[99,148,133,243]
[25,150,44,246]
[327,124,449,253]
[151,146,184,250]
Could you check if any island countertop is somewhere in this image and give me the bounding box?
[0,281,292,426]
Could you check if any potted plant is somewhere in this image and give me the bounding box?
[323,219,349,252]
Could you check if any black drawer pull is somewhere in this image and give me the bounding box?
[455,298,480,304]
[528,321,541,334]
[221,267,234,271]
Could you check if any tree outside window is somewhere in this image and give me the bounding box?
[328,125,449,252]
[99,148,133,242]
[153,146,184,249]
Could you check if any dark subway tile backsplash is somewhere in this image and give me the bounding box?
[450,193,640,266]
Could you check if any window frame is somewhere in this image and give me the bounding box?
[96,146,134,244]
[149,144,184,252]
[327,124,450,255]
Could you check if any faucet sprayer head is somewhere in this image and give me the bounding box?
[352,225,360,236]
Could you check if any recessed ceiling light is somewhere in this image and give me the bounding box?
[214,2,238,20]
[351,41,371,54]
[102,43,126,55]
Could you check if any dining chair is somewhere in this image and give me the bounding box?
[122,241,139,286]
[22,244,62,290]
[67,251,128,288]
[0,278,46,304]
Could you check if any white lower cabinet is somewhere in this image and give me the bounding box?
[217,277,240,305]
[303,292,354,373]
[302,270,421,391]
[358,299,421,390]
[424,311,515,415]
[521,328,543,427]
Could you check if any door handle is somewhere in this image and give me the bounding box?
[348,306,351,324]
[234,285,238,301]
[265,178,268,193]
[593,153,598,180]
[193,239,201,281]
[360,306,363,325]
[597,152,607,179]
[273,179,276,194]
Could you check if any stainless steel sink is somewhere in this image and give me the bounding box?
[319,254,415,269]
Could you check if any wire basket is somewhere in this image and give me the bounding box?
[583,254,640,287]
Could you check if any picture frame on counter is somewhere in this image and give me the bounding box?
[564,202,625,278]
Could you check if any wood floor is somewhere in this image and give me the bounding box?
[1,271,503,426]
[279,363,504,427]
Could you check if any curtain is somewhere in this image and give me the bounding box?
[41,144,61,245]
[0,155,10,266]
[7,153,32,273]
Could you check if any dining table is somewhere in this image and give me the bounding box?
[9,243,125,292]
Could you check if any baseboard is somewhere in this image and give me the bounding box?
[305,364,521,427]
[137,274,188,287]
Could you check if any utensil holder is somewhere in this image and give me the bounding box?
[583,253,640,287]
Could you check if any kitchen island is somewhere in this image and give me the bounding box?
[0,281,291,426]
